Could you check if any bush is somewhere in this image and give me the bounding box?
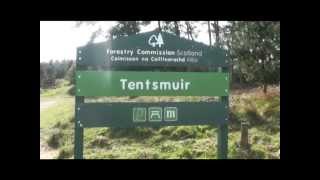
[178,149,193,159]
[55,79,66,88]
[159,126,177,136]
[135,150,160,159]
[68,85,75,96]
[53,121,70,130]
[46,130,63,149]
[159,143,177,153]
[69,116,75,123]
[57,146,73,159]
[149,134,165,144]
[108,127,154,139]
[250,147,266,159]
[89,136,110,148]
[245,109,263,126]
[171,126,198,140]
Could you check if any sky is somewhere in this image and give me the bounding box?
[40,21,226,62]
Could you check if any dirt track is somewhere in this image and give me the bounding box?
[40,99,59,159]
[40,100,56,111]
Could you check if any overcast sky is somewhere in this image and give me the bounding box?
[40,21,226,62]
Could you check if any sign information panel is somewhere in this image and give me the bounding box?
[78,102,228,128]
[77,30,228,68]
[74,29,229,159]
[76,71,229,96]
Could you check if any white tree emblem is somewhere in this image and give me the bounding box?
[148,33,164,48]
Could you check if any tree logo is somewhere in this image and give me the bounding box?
[148,33,164,48]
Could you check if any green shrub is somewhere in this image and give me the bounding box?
[55,79,66,88]
[171,126,198,140]
[135,150,160,159]
[196,125,213,135]
[47,130,63,149]
[149,134,165,144]
[178,149,193,159]
[159,126,177,136]
[57,146,73,159]
[108,127,154,139]
[53,121,70,129]
[159,143,177,153]
[69,116,75,123]
[89,136,110,148]
[246,109,263,126]
[250,147,266,159]
[68,85,75,96]
[96,128,109,136]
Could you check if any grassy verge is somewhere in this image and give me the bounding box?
[40,97,74,129]
[41,79,72,98]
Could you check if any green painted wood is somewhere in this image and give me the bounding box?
[217,124,228,159]
[217,66,229,159]
[74,96,84,159]
[77,102,228,128]
[76,30,228,68]
[76,71,229,97]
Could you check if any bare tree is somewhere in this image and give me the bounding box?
[158,21,161,31]
[185,21,194,41]
[213,21,220,47]
[208,21,212,46]
[173,21,180,37]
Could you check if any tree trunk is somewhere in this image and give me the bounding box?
[186,21,194,41]
[174,21,180,37]
[262,58,268,94]
[230,58,233,88]
[158,21,161,31]
[263,83,268,94]
[213,21,220,47]
[208,21,212,47]
[238,64,243,85]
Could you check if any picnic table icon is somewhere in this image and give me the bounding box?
[150,111,161,119]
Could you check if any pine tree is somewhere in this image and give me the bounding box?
[224,21,280,93]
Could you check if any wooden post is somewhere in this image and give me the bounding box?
[218,123,228,159]
[74,96,84,159]
[240,121,249,149]
[217,66,229,159]
[74,48,84,159]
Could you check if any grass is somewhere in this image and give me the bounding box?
[40,83,280,159]
[40,97,74,129]
[41,79,72,98]
[40,81,75,158]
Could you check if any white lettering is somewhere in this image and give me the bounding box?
[120,79,127,90]
[145,80,151,90]
[185,82,191,90]
[152,82,158,90]
[128,82,136,90]
[120,79,190,91]
[106,49,134,56]
[159,82,171,90]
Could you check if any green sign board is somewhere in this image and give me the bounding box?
[76,71,229,96]
[78,102,228,128]
[74,29,229,159]
[77,30,228,68]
